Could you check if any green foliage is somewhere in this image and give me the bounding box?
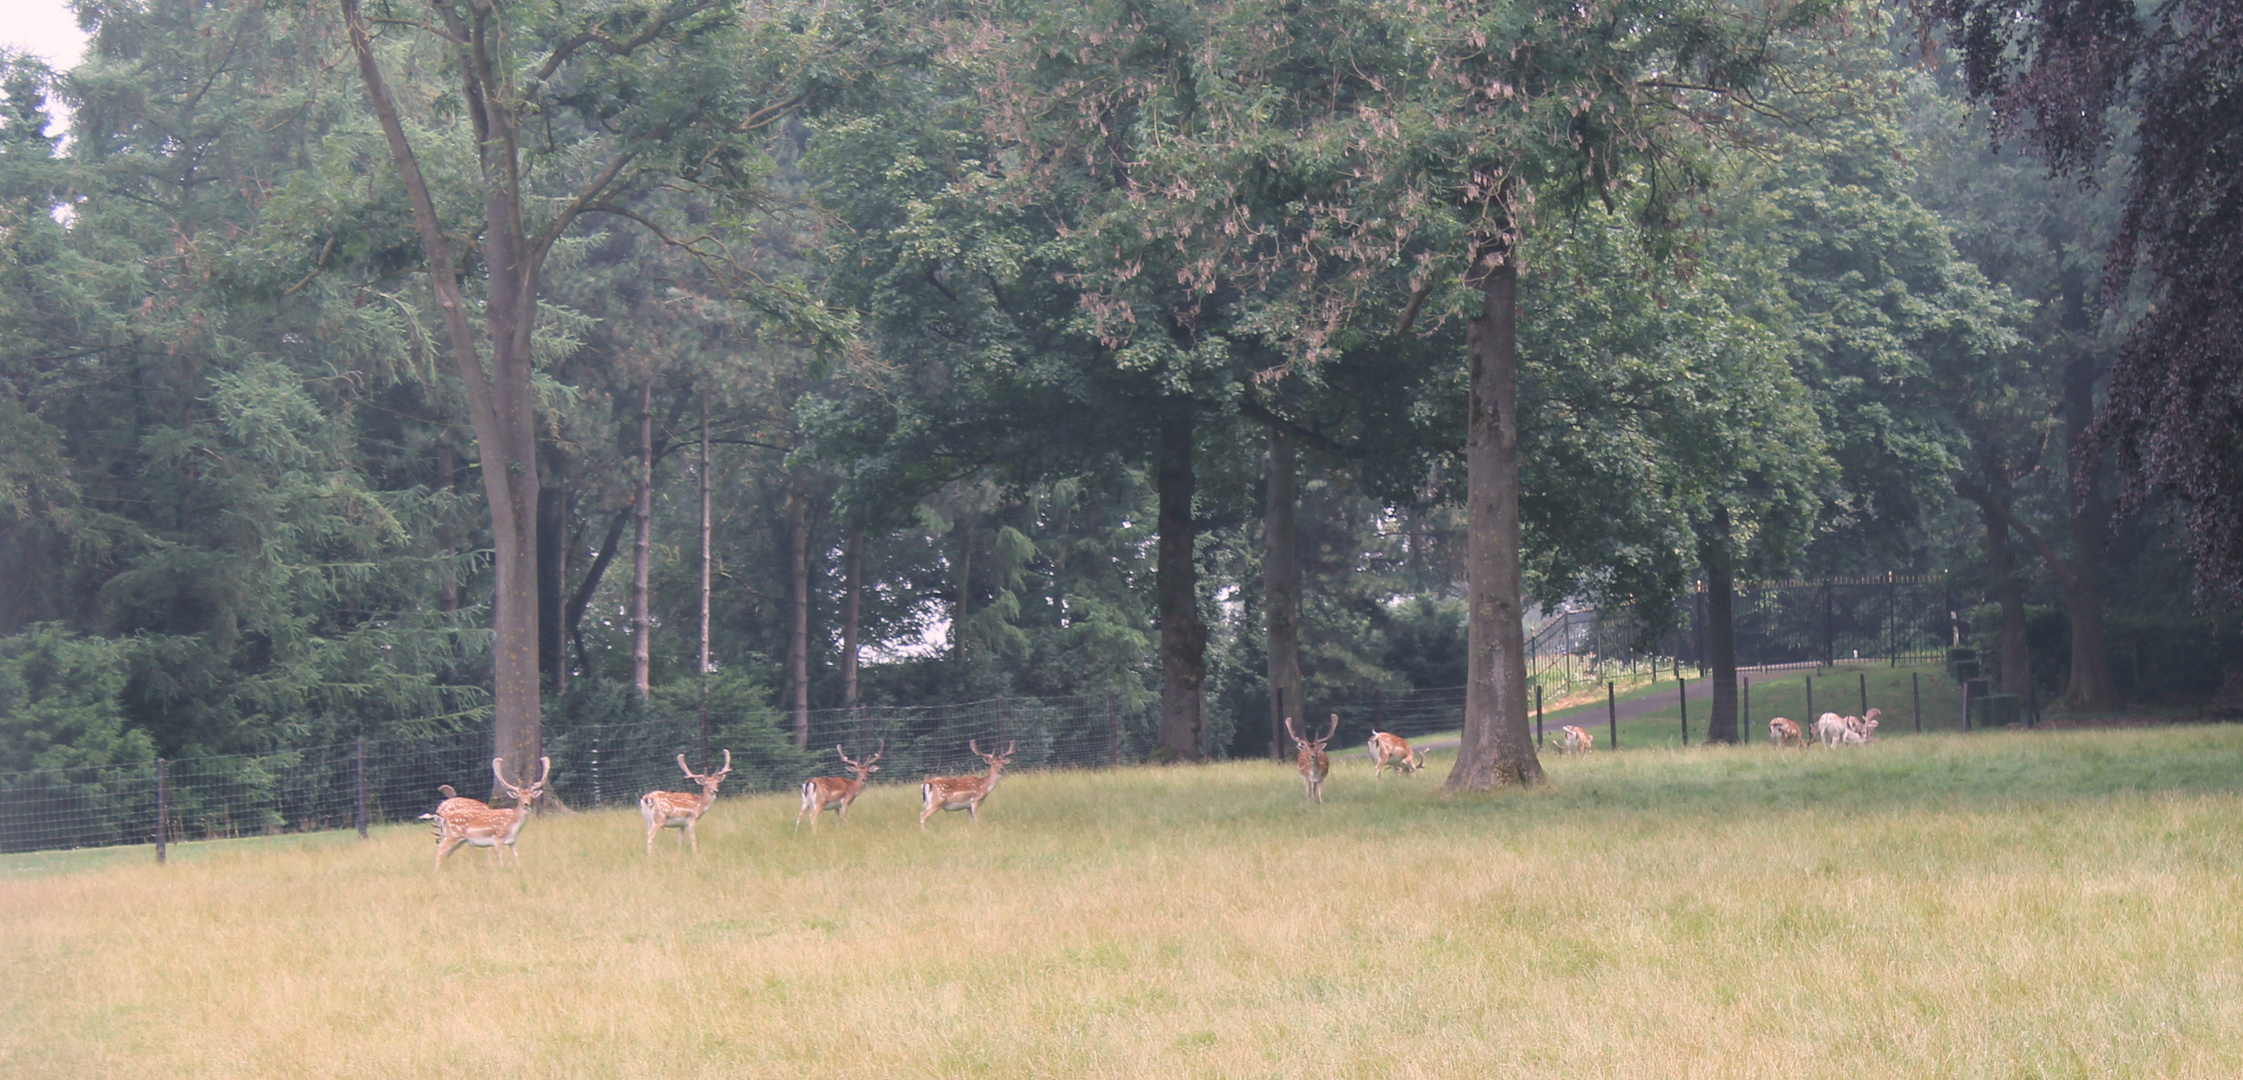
[0,625,150,773]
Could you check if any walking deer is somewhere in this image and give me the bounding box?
[919,740,1015,827]
[640,749,732,854]
[1367,731,1424,777]
[1767,716,1805,748]
[798,741,884,832]
[431,757,550,869]
[1285,714,1339,803]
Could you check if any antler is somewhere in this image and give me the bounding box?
[715,748,731,776]
[1321,713,1340,743]
[677,753,697,779]
[1284,715,1303,744]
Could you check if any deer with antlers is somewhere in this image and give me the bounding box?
[640,749,732,855]
[1285,714,1339,803]
[1553,724,1594,756]
[797,741,884,832]
[919,740,1015,827]
[1367,730,1425,777]
[430,757,550,869]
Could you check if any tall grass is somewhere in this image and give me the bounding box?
[6,727,2243,1078]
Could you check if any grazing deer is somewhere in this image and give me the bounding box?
[797,741,884,832]
[1842,709,1880,745]
[1367,731,1425,777]
[432,757,550,869]
[1768,717,1805,748]
[919,740,1015,827]
[1555,725,1594,756]
[1285,714,1339,803]
[640,749,732,854]
[1813,712,1850,748]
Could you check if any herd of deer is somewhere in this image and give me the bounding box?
[423,703,1886,866]
[420,739,1018,868]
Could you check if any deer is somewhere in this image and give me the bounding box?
[1842,709,1881,745]
[1554,725,1594,756]
[797,741,884,832]
[1367,730,1425,777]
[431,757,550,869]
[1813,712,1851,748]
[640,749,732,855]
[1768,717,1805,748]
[919,740,1015,827]
[1284,714,1339,803]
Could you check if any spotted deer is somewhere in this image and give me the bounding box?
[1556,725,1594,756]
[431,757,550,869]
[797,741,884,832]
[1842,709,1881,745]
[640,749,732,854]
[919,740,1015,827]
[1285,714,1339,803]
[1367,731,1425,777]
[1767,716,1805,748]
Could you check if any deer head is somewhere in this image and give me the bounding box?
[970,739,1017,776]
[492,756,551,807]
[838,740,885,781]
[676,749,733,796]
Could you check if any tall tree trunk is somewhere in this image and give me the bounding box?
[787,468,813,749]
[841,529,864,711]
[2061,354,2119,707]
[537,467,568,693]
[1699,505,1739,743]
[631,378,654,700]
[1980,504,2033,695]
[1447,255,1544,791]
[1157,398,1208,760]
[437,443,460,614]
[697,394,712,759]
[1263,423,1303,760]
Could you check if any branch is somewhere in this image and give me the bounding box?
[532,0,720,83]
[1237,396,1360,459]
[1953,475,2077,591]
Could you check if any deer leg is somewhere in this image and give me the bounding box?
[685,820,699,855]
[435,833,461,870]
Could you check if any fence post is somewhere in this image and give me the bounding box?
[154,756,168,865]
[1913,672,1922,733]
[1107,690,1120,768]
[1963,678,1973,733]
[997,694,1008,747]
[1607,681,1617,750]
[1859,671,1868,718]
[1805,673,1814,723]
[1535,684,1544,746]
[1742,677,1751,744]
[1678,676,1688,746]
[355,737,368,839]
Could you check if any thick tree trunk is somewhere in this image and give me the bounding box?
[2061,356,2119,707]
[787,469,814,749]
[631,379,654,700]
[1980,505,2032,695]
[1699,505,1739,743]
[1263,424,1303,760]
[1446,256,1544,791]
[841,530,863,710]
[1157,399,1208,760]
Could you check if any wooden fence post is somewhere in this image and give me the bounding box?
[355,737,368,839]
[154,757,167,865]
[1535,684,1544,746]
[1913,672,1922,733]
[1607,681,1617,750]
[1742,677,1751,744]
[1805,673,1814,724]
[1859,671,1869,718]
[1678,676,1688,746]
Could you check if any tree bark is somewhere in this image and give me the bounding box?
[537,466,568,692]
[1157,398,1208,760]
[841,529,864,710]
[631,378,654,700]
[1263,423,1303,760]
[1979,503,2032,695]
[2061,354,2119,707]
[787,467,814,749]
[1699,504,1739,743]
[1446,254,1544,791]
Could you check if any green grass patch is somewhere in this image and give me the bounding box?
[7,726,2243,1077]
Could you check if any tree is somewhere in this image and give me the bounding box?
[338,0,821,780]
[1923,0,2243,606]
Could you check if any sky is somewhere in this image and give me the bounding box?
[3,0,89,70]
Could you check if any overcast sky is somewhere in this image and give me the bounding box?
[4,0,89,70]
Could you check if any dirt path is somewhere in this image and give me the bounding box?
[1337,678,1713,755]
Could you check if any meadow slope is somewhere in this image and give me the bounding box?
[6,727,2243,1078]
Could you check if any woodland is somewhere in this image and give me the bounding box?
[1,0,2238,792]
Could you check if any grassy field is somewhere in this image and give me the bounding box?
[8,726,2243,1078]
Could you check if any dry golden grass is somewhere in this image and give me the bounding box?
[7,726,2243,1078]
